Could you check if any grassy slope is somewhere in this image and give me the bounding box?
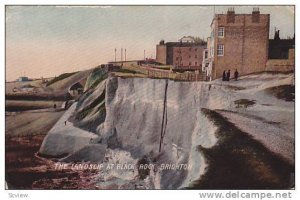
[71,68,107,133]
[46,72,78,87]
[84,67,108,90]
[47,69,91,92]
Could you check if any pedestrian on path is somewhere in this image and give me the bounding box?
[226,70,231,81]
[234,69,239,81]
[222,70,226,81]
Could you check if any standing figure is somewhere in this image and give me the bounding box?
[227,70,231,81]
[222,70,226,81]
[234,69,239,81]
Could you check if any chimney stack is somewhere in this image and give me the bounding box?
[252,7,260,22]
[227,7,235,23]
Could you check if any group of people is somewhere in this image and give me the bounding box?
[222,69,239,81]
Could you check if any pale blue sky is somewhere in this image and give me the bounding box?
[6,6,294,80]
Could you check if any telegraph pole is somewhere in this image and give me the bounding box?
[121,48,123,62]
[125,48,127,62]
[114,48,117,62]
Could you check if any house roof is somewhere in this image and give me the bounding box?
[165,42,207,48]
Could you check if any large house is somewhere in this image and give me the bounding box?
[202,8,270,80]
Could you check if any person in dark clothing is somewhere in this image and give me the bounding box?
[53,104,57,109]
[64,121,67,126]
[64,100,69,110]
[226,70,231,81]
[234,69,239,81]
[222,70,226,81]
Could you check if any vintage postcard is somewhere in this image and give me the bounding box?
[5,5,295,192]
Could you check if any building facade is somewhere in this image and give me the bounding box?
[156,37,206,71]
[204,8,270,80]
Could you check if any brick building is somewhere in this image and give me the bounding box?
[156,36,206,71]
[203,8,270,80]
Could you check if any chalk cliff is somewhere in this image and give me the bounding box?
[39,72,295,189]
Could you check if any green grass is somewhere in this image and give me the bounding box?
[46,72,78,87]
[89,75,107,89]
[75,89,106,121]
[85,67,108,89]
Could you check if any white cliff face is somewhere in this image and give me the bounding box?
[97,74,294,188]
[39,73,294,189]
[39,103,98,157]
[99,77,219,189]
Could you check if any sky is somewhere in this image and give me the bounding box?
[6,5,294,81]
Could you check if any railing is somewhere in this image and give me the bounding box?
[117,64,207,82]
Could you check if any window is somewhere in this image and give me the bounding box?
[195,55,197,58]
[189,62,191,66]
[218,27,225,38]
[217,44,224,56]
[195,62,197,66]
[195,48,198,52]
[189,55,191,58]
[205,51,208,59]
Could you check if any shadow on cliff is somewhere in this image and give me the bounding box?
[188,108,294,189]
